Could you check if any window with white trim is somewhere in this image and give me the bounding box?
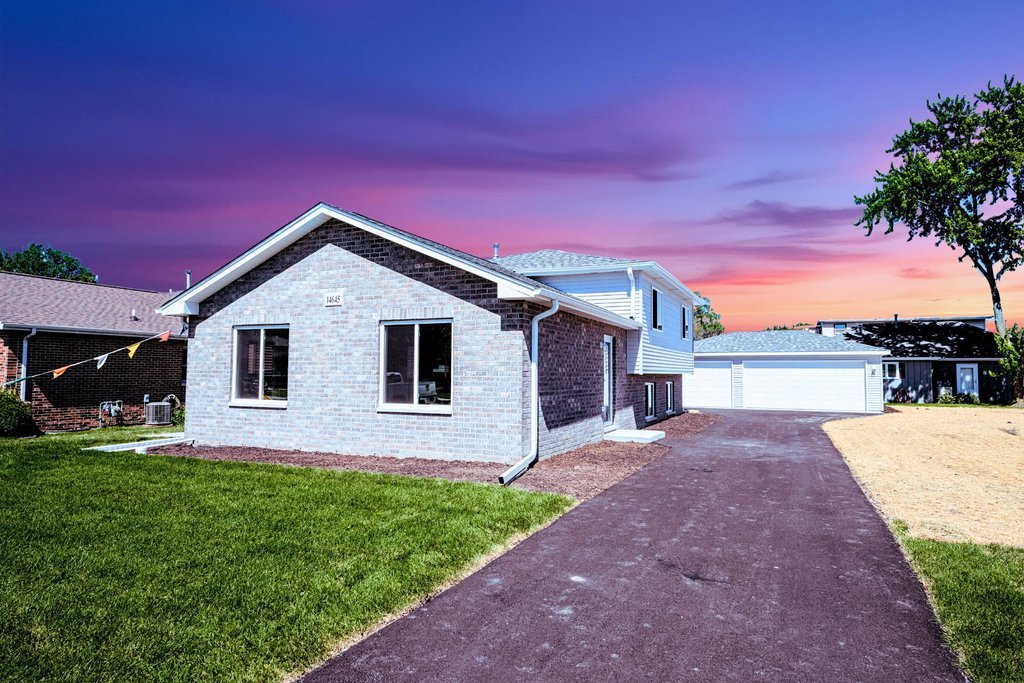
[380,320,452,411]
[681,305,689,339]
[644,382,656,419]
[233,325,289,404]
[883,362,901,380]
[652,288,663,331]
[666,381,675,413]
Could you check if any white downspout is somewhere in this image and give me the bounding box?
[499,299,560,485]
[627,267,642,374]
[20,328,37,402]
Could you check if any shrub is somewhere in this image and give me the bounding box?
[937,392,981,405]
[0,391,36,436]
[171,405,185,427]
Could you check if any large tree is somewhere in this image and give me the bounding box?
[855,76,1024,335]
[0,244,97,282]
[693,291,725,339]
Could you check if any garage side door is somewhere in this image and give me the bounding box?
[682,360,733,408]
[742,360,866,412]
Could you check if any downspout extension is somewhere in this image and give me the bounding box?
[20,328,37,402]
[499,299,560,485]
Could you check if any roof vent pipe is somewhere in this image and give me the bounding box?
[894,313,899,329]
[492,243,500,260]
[185,270,192,289]
[499,298,560,485]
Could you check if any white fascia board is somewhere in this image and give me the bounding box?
[0,322,184,338]
[696,351,890,358]
[158,203,538,317]
[515,262,706,306]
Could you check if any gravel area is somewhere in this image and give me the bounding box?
[824,405,1024,546]
[150,412,718,501]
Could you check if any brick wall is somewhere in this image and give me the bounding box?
[186,220,530,463]
[532,306,682,458]
[0,330,186,431]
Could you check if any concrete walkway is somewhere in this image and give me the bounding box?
[304,411,964,682]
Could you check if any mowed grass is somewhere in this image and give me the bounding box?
[0,428,571,682]
[895,522,1024,682]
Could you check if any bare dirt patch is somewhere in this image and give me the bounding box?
[150,412,717,501]
[824,406,1024,546]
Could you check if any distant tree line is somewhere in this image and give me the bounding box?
[0,244,97,282]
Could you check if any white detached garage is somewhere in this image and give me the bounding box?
[683,331,888,413]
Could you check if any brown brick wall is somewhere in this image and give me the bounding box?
[0,330,186,431]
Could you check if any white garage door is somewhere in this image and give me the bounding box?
[683,360,733,408]
[742,360,866,412]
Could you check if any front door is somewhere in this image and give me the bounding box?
[956,363,979,397]
[602,336,614,427]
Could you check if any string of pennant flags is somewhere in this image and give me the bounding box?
[2,331,173,388]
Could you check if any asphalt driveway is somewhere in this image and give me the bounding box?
[304,411,964,682]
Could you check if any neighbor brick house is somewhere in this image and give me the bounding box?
[158,203,702,476]
[0,273,187,430]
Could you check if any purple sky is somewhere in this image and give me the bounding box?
[2,1,1022,329]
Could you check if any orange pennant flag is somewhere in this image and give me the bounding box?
[158,331,171,342]
[52,366,70,379]
[127,342,142,359]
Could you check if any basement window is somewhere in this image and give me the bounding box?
[379,320,452,414]
[232,325,289,406]
[666,381,675,413]
[644,382,656,420]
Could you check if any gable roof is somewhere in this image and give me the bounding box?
[157,203,639,330]
[495,249,643,271]
[696,330,887,355]
[496,249,704,306]
[843,321,1001,359]
[0,272,182,337]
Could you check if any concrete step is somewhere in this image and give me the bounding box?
[603,429,665,444]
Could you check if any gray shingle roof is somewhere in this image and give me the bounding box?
[695,331,886,354]
[0,272,183,336]
[494,249,644,272]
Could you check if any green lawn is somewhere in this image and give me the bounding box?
[0,428,571,682]
[895,522,1024,682]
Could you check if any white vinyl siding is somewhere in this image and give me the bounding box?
[528,270,695,376]
[682,360,733,408]
[532,272,633,318]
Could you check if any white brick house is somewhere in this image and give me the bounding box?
[159,203,703,479]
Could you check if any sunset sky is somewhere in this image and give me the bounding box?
[2,1,1022,330]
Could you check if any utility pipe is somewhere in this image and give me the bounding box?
[499,299,559,485]
[626,267,642,373]
[20,327,37,402]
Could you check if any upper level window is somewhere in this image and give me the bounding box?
[652,288,663,331]
[380,320,452,413]
[681,305,689,339]
[233,325,289,405]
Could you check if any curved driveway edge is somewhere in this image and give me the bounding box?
[304,410,965,682]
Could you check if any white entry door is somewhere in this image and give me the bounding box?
[742,360,866,412]
[683,360,733,408]
[956,363,979,397]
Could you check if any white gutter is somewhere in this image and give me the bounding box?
[20,328,37,402]
[499,299,560,485]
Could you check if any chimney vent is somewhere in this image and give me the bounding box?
[185,270,192,289]
[492,242,500,259]
[130,308,138,321]
[894,313,899,329]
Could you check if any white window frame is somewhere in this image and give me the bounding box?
[666,381,675,413]
[651,288,663,331]
[230,324,289,408]
[378,319,453,415]
[882,361,900,380]
[644,382,656,420]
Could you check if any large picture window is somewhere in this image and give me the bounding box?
[380,320,452,413]
[233,325,289,405]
